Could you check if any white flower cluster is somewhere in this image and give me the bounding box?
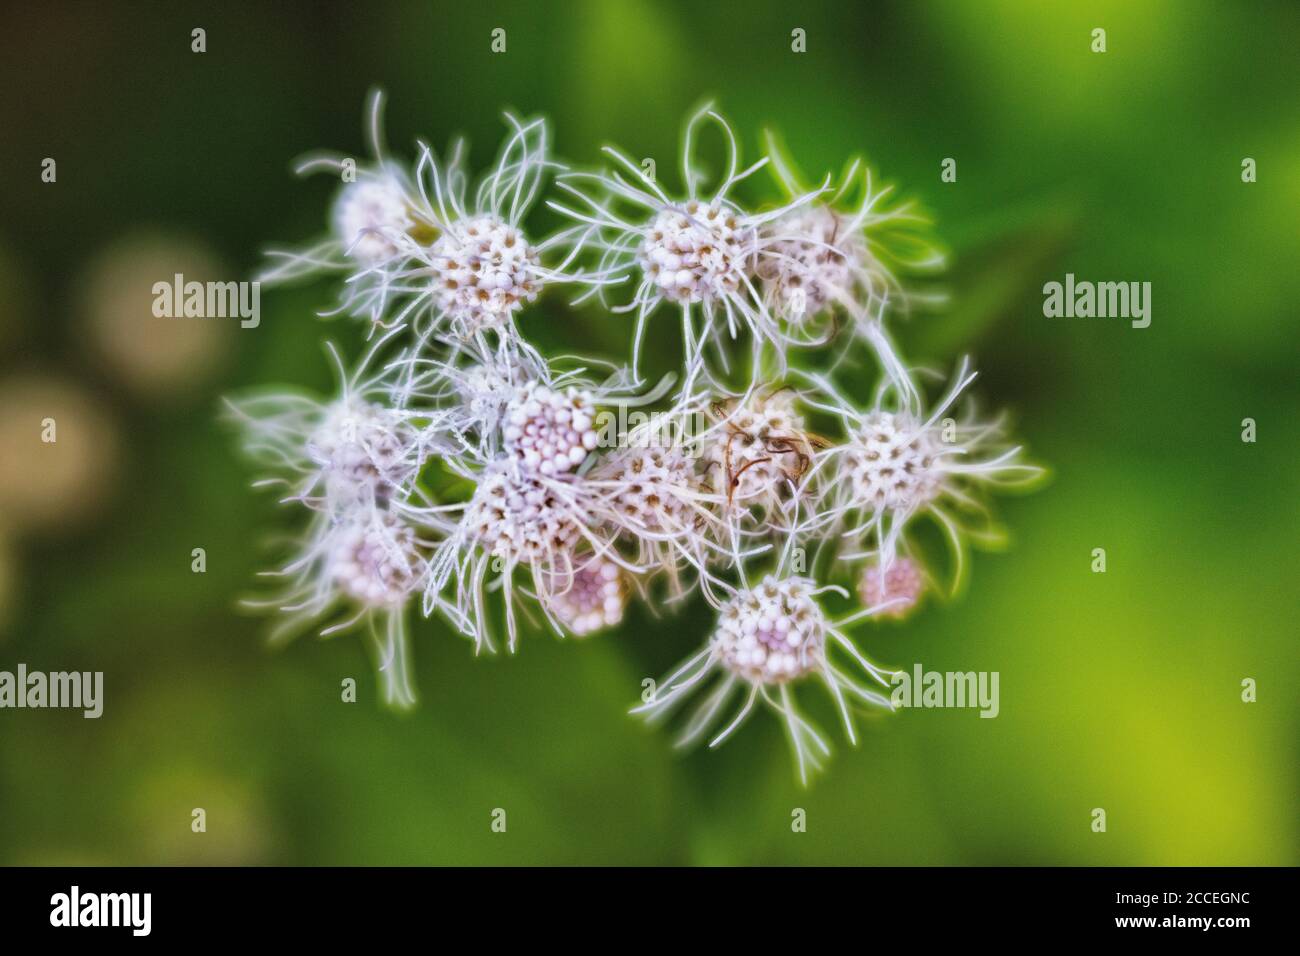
[230,94,1042,781]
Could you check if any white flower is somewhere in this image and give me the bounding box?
[388,347,646,480]
[308,396,424,507]
[600,444,701,532]
[244,508,428,711]
[545,554,627,637]
[260,91,426,328]
[502,380,599,476]
[226,332,441,710]
[225,335,436,517]
[550,104,827,386]
[634,572,900,784]
[328,510,425,609]
[857,556,926,620]
[425,457,623,652]
[426,213,541,334]
[842,408,948,512]
[333,174,414,266]
[759,139,947,393]
[234,97,1048,771]
[800,357,1043,592]
[464,461,584,565]
[262,91,565,343]
[384,348,543,465]
[399,111,566,348]
[589,441,725,601]
[758,204,867,334]
[713,574,826,684]
[704,387,816,513]
[638,200,754,306]
[762,136,946,328]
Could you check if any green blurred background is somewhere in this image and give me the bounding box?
[0,0,1295,865]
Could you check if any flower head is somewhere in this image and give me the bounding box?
[426,214,541,334]
[401,111,563,348]
[705,387,816,512]
[634,569,900,784]
[425,456,621,652]
[758,204,866,333]
[551,104,828,387]
[224,330,446,710]
[308,396,424,507]
[226,335,436,518]
[758,138,947,396]
[242,507,427,711]
[801,357,1043,593]
[857,556,926,620]
[842,407,947,513]
[590,439,724,601]
[502,379,599,476]
[385,348,541,464]
[260,91,427,328]
[762,134,946,333]
[464,460,585,566]
[332,173,415,266]
[639,199,755,306]
[545,553,627,637]
[713,574,827,683]
[329,509,425,609]
[262,91,562,346]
